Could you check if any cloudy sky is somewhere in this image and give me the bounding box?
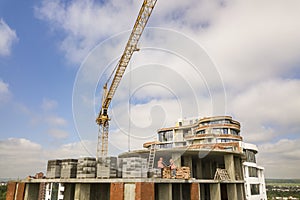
[0,0,300,179]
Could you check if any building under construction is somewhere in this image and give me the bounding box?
[6,0,267,199]
[6,115,267,200]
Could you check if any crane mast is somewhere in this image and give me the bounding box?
[96,0,157,158]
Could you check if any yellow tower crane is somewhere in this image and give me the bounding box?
[96,0,158,158]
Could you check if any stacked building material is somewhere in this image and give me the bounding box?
[46,160,62,178]
[121,157,148,178]
[76,157,96,178]
[60,159,78,178]
[153,168,161,178]
[96,157,117,178]
[162,167,171,179]
[176,167,191,179]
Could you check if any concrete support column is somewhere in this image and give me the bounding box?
[190,183,200,200]
[227,184,238,200]
[157,183,172,200]
[6,182,17,200]
[210,184,221,200]
[183,156,193,177]
[74,183,91,200]
[224,154,235,180]
[195,159,203,179]
[24,183,40,200]
[124,183,136,200]
[172,153,181,168]
[135,182,154,200]
[236,184,245,200]
[110,183,124,200]
[234,157,242,180]
[16,182,26,200]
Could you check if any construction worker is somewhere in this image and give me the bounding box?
[157,157,166,177]
[169,159,176,178]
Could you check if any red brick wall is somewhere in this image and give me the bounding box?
[110,182,124,200]
[135,182,154,200]
[6,182,16,200]
[190,183,200,200]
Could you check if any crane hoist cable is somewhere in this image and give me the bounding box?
[96,0,158,158]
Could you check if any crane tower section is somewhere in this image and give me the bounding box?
[96,0,158,158]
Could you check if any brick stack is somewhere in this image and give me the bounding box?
[121,157,148,178]
[176,167,191,179]
[96,157,117,178]
[76,157,96,178]
[46,160,62,178]
[162,167,171,179]
[60,159,78,178]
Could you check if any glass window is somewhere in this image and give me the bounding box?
[248,167,258,177]
[250,184,260,195]
[223,128,228,134]
[245,150,256,163]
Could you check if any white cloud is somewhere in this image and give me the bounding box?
[230,79,300,143]
[0,80,11,103]
[46,116,67,126]
[47,129,69,139]
[0,19,18,56]
[0,138,44,178]
[258,139,300,179]
[41,98,58,111]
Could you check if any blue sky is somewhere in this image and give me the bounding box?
[1,0,300,179]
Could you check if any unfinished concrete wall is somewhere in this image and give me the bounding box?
[156,183,172,200]
[24,183,39,200]
[224,154,235,181]
[124,183,136,200]
[74,183,91,200]
[210,183,221,200]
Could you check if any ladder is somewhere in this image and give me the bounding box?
[148,144,156,172]
[214,168,230,181]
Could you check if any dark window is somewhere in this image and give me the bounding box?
[248,167,258,177]
[250,184,260,195]
[245,150,256,163]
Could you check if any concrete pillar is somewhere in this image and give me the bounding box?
[195,159,203,179]
[124,183,136,200]
[110,183,124,200]
[74,183,91,200]
[224,154,235,180]
[24,183,40,200]
[236,184,245,200]
[183,156,193,177]
[227,184,238,200]
[190,183,200,200]
[172,153,181,168]
[64,183,75,200]
[234,157,242,180]
[157,184,172,200]
[16,182,26,200]
[135,182,154,200]
[6,182,17,200]
[210,183,221,200]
